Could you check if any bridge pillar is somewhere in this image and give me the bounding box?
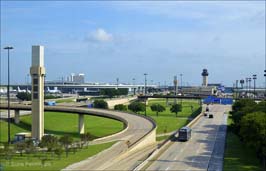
[78,114,85,134]
[14,110,20,124]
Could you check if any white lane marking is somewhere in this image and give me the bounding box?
[165,166,170,170]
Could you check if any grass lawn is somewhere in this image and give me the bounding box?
[55,98,75,103]
[0,142,115,171]
[0,112,124,143]
[223,115,263,171]
[140,99,201,134]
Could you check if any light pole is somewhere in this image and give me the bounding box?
[144,73,147,95]
[132,78,135,95]
[116,78,119,90]
[245,78,248,97]
[248,78,252,98]
[264,70,266,98]
[4,46,14,144]
[236,80,239,98]
[144,73,148,116]
[180,74,183,92]
[253,74,257,99]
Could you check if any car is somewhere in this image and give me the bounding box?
[206,107,209,112]
[209,114,214,118]
[204,112,208,116]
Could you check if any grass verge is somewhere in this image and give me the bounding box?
[223,115,263,171]
[0,142,115,171]
[0,112,124,143]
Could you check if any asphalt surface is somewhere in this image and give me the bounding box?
[146,104,231,171]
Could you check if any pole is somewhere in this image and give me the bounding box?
[4,47,14,144]
[7,49,10,144]
[144,73,147,95]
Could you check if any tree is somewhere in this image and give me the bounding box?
[239,112,266,168]
[114,104,127,111]
[59,135,73,157]
[16,92,31,101]
[100,88,129,98]
[150,103,165,117]
[170,104,182,117]
[54,147,63,159]
[14,141,26,156]
[80,133,91,147]
[93,100,108,109]
[128,102,145,114]
[39,135,58,152]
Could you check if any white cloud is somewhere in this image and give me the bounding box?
[86,28,113,42]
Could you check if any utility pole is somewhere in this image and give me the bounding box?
[144,73,147,95]
[4,46,14,144]
[253,74,257,99]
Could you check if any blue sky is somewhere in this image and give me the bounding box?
[1,1,265,86]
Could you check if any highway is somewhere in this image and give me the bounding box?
[146,104,231,171]
[0,104,156,170]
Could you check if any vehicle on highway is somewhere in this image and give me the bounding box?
[208,114,214,118]
[206,106,209,112]
[44,101,56,106]
[12,132,39,146]
[177,127,192,141]
[204,112,208,116]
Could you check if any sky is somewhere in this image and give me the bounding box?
[1,1,265,87]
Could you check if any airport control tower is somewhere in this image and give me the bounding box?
[30,45,46,140]
[201,69,209,87]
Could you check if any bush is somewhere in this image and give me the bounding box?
[128,102,145,114]
[93,100,108,109]
[114,104,127,111]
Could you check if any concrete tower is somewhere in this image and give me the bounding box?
[201,69,209,87]
[30,45,46,141]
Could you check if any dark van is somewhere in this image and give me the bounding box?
[178,127,192,141]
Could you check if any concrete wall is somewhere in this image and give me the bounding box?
[128,127,156,154]
[107,97,137,109]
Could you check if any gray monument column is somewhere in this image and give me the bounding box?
[14,110,20,124]
[30,45,45,141]
[78,114,85,134]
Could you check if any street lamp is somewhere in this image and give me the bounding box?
[264,70,266,98]
[248,78,252,98]
[3,46,14,144]
[144,73,147,95]
[144,73,148,116]
[132,78,135,95]
[116,78,119,90]
[253,74,257,99]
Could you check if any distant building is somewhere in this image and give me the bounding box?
[67,73,85,83]
[181,86,217,96]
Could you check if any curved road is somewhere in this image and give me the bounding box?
[0,104,155,170]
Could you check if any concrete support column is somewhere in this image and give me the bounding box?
[78,114,85,134]
[14,110,20,124]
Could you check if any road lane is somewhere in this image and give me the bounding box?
[147,104,231,171]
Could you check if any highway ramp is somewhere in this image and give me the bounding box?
[0,104,156,170]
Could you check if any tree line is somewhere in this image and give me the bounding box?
[230,99,266,168]
[0,133,91,167]
[16,92,61,101]
[100,88,128,98]
[93,99,183,117]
